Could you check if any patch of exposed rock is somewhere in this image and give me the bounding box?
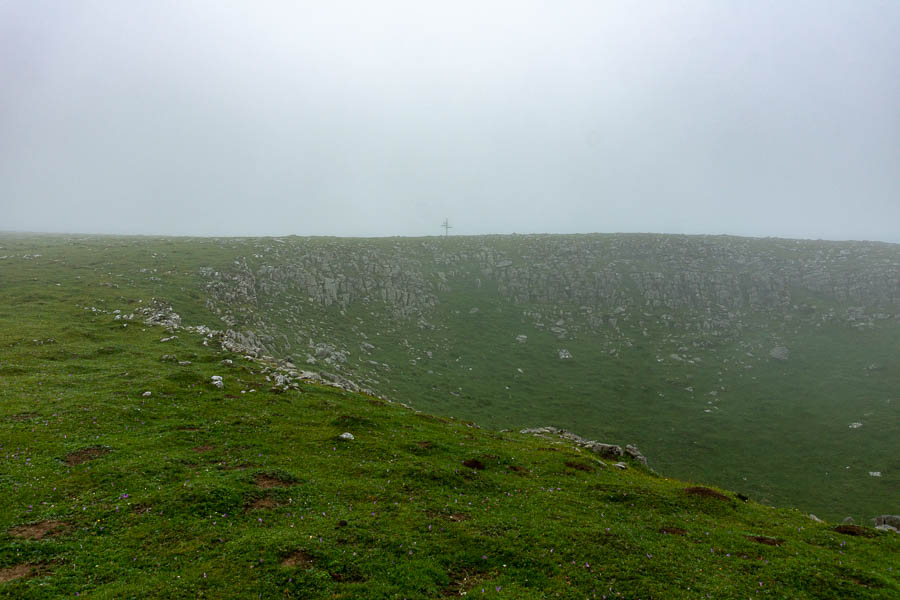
[520,426,651,469]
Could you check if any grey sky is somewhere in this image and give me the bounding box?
[2,1,899,241]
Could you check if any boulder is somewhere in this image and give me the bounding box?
[586,442,624,459]
[873,515,900,529]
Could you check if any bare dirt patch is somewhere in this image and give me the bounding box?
[0,563,45,583]
[462,459,485,470]
[507,465,528,473]
[6,412,38,422]
[565,461,594,472]
[254,473,292,488]
[176,425,200,431]
[65,446,110,466]
[659,527,687,536]
[448,513,470,522]
[834,525,876,538]
[192,445,215,453]
[745,535,783,546]
[8,520,68,540]
[416,441,434,449]
[131,503,153,514]
[684,486,730,502]
[245,497,281,512]
[281,550,315,568]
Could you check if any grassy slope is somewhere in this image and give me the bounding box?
[226,235,899,521]
[1,237,899,597]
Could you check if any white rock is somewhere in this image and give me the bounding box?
[869,471,881,477]
[339,432,355,440]
[142,391,152,397]
[211,375,224,389]
[558,349,572,360]
[849,422,863,429]
[613,462,627,470]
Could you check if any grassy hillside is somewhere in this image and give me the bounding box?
[1,232,898,525]
[124,233,900,520]
[1,234,898,598]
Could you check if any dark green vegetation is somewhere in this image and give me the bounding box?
[1,233,898,598]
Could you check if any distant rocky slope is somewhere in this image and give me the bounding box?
[201,234,899,361]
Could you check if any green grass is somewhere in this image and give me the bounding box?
[0,232,898,597]
[2,233,899,524]
[1,295,898,598]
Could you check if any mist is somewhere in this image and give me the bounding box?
[2,1,898,242]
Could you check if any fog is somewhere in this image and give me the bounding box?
[2,1,898,241]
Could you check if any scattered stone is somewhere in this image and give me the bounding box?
[211,375,224,389]
[222,359,233,366]
[558,348,572,360]
[178,360,192,366]
[869,471,881,477]
[875,525,898,533]
[142,391,152,397]
[769,346,789,361]
[849,422,863,429]
[809,514,824,523]
[842,516,855,525]
[338,432,354,440]
[160,336,178,343]
[515,334,528,343]
[613,462,627,470]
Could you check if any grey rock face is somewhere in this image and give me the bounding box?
[625,444,648,467]
[519,427,639,463]
[139,301,183,330]
[588,443,624,459]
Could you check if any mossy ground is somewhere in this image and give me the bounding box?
[1,234,898,598]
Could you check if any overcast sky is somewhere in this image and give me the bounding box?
[2,1,899,241]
